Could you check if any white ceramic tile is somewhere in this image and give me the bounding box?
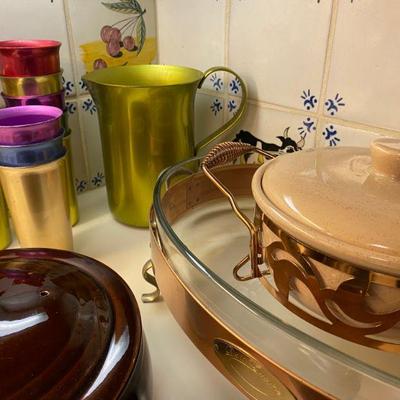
[318,121,400,149]
[0,0,75,96]
[65,99,89,193]
[201,71,226,93]
[67,0,158,94]
[230,104,316,162]
[78,96,105,189]
[156,0,225,72]
[194,92,225,146]
[229,0,332,109]
[326,1,400,130]
[225,96,240,120]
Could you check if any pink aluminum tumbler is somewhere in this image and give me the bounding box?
[0,40,61,77]
[0,105,62,145]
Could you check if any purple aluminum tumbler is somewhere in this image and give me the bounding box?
[0,105,62,145]
[2,89,65,110]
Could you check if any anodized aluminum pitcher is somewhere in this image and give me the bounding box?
[83,64,247,227]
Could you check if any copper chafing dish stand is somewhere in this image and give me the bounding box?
[143,151,400,400]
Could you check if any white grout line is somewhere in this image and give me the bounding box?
[224,0,231,68]
[62,0,91,183]
[200,88,400,137]
[315,0,339,147]
[321,116,400,137]
[241,97,319,117]
[153,0,161,63]
[223,0,232,123]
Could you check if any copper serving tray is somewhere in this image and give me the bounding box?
[144,160,400,400]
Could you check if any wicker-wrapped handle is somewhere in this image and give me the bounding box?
[200,142,256,169]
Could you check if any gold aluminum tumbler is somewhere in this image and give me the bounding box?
[0,71,63,97]
[0,155,73,249]
[0,188,10,249]
[83,65,247,227]
[63,131,79,226]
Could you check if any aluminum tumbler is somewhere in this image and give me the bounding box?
[0,188,10,250]
[0,153,72,250]
[63,130,79,226]
[0,105,62,145]
[0,40,61,76]
[0,129,65,166]
[2,89,65,109]
[0,71,63,96]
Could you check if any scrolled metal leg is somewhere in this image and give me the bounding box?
[141,259,161,303]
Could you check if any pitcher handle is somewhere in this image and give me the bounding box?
[195,67,248,155]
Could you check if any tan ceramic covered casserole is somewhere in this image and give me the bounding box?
[201,138,400,352]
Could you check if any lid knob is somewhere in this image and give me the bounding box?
[371,138,400,179]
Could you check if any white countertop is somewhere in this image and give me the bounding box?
[65,187,245,400]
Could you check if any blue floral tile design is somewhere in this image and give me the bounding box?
[62,76,75,96]
[210,73,223,91]
[66,101,77,114]
[323,125,341,146]
[210,99,223,116]
[325,93,345,116]
[227,99,237,114]
[75,178,88,193]
[91,172,105,187]
[298,117,316,137]
[79,79,88,92]
[229,77,241,95]
[301,89,318,110]
[82,98,97,114]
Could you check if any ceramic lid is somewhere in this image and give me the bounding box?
[0,249,142,400]
[252,138,400,275]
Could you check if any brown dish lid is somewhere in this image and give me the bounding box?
[252,138,400,275]
[0,249,142,400]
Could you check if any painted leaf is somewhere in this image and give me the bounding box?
[136,15,146,54]
[129,0,143,12]
[102,1,140,14]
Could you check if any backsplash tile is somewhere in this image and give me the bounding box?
[78,96,104,190]
[194,93,225,146]
[1,0,400,196]
[231,104,316,156]
[0,0,75,96]
[327,0,400,130]
[0,0,159,195]
[156,0,225,71]
[67,0,157,94]
[228,0,332,109]
[317,122,399,148]
[65,99,90,193]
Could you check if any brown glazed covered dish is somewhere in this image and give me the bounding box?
[0,249,151,400]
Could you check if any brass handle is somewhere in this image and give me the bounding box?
[195,67,248,155]
[201,142,274,280]
[141,260,161,303]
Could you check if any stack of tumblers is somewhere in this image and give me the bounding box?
[0,39,79,227]
[0,39,78,250]
[0,106,72,250]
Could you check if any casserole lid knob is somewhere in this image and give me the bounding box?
[371,138,400,179]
